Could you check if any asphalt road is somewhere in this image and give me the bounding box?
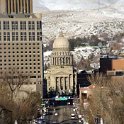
[44,105,83,124]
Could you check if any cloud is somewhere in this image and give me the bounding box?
[33,0,123,11]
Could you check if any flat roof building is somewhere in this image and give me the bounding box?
[0,0,43,95]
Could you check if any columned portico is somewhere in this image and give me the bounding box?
[55,76,71,92]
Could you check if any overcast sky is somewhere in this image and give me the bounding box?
[33,0,121,11]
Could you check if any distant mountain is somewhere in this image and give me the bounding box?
[33,0,122,11]
[33,0,49,12]
[42,10,124,42]
[33,0,124,42]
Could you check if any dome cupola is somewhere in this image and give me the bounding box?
[53,32,69,50]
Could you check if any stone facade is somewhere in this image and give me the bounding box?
[0,0,33,15]
[46,33,77,95]
[0,0,43,95]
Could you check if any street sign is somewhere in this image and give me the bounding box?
[55,96,68,101]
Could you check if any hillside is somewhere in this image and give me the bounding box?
[42,10,124,42]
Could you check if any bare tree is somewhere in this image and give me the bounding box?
[2,68,30,100]
[87,74,124,124]
[13,92,40,124]
[0,69,41,124]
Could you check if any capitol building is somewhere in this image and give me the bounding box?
[46,33,77,96]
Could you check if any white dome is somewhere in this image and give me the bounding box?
[53,33,69,49]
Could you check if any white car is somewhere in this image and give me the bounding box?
[78,114,82,119]
[71,113,76,119]
[79,120,82,123]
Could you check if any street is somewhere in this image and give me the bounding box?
[44,105,83,124]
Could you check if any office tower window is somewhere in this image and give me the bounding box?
[0,21,1,29]
[28,21,35,30]
[12,21,18,30]
[4,32,10,41]
[20,21,26,30]
[0,32,1,41]
[3,21,9,30]
[12,32,18,41]
[37,21,42,30]
[29,32,35,41]
[38,67,40,69]
[20,32,27,41]
[37,32,42,41]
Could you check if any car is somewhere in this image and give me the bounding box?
[52,121,59,124]
[78,114,82,119]
[79,120,82,123]
[71,113,76,119]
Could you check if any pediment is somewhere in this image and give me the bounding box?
[53,71,69,75]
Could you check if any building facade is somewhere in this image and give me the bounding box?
[0,0,43,94]
[46,33,77,96]
[0,0,33,15]
[100,56,124,76]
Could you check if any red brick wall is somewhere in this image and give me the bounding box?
[112,59,124,70]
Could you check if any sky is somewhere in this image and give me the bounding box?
[33,0,122,11]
